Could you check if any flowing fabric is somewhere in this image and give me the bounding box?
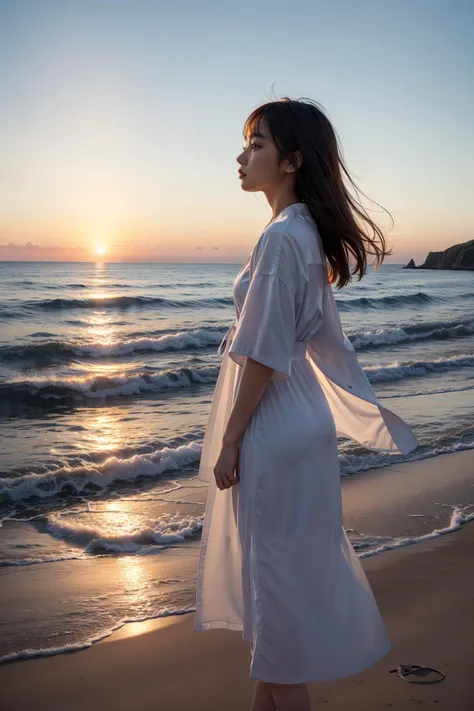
[194,202,418,683]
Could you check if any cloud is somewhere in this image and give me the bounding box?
[0,242,89,261]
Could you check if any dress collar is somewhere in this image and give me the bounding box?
[274,202,312,221]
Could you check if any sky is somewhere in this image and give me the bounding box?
[0,0,472,264]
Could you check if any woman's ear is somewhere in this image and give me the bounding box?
[283,150,303,173]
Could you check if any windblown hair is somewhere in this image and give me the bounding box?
[243,97,393,289]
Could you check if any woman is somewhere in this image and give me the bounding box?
[194,97,418,711]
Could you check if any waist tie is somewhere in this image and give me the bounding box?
[217,322,308,361]
[217,322,237,357]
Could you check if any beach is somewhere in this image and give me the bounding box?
[1,1,473,707]
[1,260,473,707]
[1,448,473,710]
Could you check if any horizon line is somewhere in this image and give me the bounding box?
[0,259,407,266]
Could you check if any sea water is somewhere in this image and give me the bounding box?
[1,260,473,661]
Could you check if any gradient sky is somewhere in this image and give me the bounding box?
[0,0,472,264]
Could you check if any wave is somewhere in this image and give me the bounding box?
[339,422,474,475]
[0,441,202,504]
[3,319,474,374]
[77,329,225,358]
[3,292,435,318]
[4,311,474,370]
[350,318,474,350]
[355,504,474,558]
[2,350,473,406]
[21,294,234,312]
[2,416,473,508]
[0,327,226,363]
[0,364,219,404]
[381,383,474,399]
[5,314,474,367]
[4,282,90,291]
[336,291,438,311]
[0,509,204,566]
[0,607,196,664]
[44,509,204,554]
[0,552,90,568]
[364,352,474,383]
[0,309,18,320]
[44,283,88,290]
[3,286,473,321]
[158,281,217,289]
[4,280,36,287]
[6,280,217,291]
[3,510,474,663]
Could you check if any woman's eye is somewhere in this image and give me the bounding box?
[242,144,259,151]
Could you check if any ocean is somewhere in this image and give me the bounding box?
[1,259,473,662]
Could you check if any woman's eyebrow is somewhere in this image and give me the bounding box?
[249,131,266,140]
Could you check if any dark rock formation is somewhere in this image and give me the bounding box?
[404,239,474,270]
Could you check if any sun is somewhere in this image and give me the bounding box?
[96,245,106,256]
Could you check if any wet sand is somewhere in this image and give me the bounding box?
[1,450,474,710]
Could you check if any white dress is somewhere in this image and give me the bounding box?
[194,202,418,684]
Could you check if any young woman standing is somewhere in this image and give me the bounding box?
[194,97,418,711]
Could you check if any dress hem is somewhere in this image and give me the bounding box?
[249,639,392,684]
[194,620,244,632]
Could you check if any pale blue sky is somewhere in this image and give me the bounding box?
[0,0,472,263]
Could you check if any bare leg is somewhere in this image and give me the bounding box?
[248,642,277,711]
[249,680,278,711]
[267,682,311,711]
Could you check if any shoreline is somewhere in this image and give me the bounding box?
[1,505,474,708]
[1,449,473,709]
[1,450,473,660]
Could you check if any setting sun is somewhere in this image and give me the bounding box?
[96,245,106,256]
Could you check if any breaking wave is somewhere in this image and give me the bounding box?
[336,291,438,310]
[350,318,474,350]
[0,327,226,363]
[365,352,474,383]
[0,441,202,504]
[0,364,219,404]
[21,294,233,311]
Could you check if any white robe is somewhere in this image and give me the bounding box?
[194,202,418,683]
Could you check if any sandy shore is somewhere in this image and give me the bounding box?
[1,450,474,710]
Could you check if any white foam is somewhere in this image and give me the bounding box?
[75,328,225,358]
[381,383,474,399]
[351,320,474,350]
[0,441,202,503]
[5,365,219,399]
[357,504,474,558]
[365,352,474,383]
[0,553,88,568]
[0,606,195,665]
[339,436,474,476]
[2,515,474,665]
[45,509,204,553]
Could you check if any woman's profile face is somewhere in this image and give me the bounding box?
[236,118,282,193]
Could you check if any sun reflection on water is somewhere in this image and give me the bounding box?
[86,412,125,453]
[86,312,119,341]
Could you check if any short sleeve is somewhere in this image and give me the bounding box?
[228,271,297,380]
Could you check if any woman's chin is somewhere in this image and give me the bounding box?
[239,178,255,192]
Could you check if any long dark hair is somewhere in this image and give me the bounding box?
[243,97,393,289]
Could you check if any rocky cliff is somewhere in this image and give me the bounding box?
[404,239,474,270]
